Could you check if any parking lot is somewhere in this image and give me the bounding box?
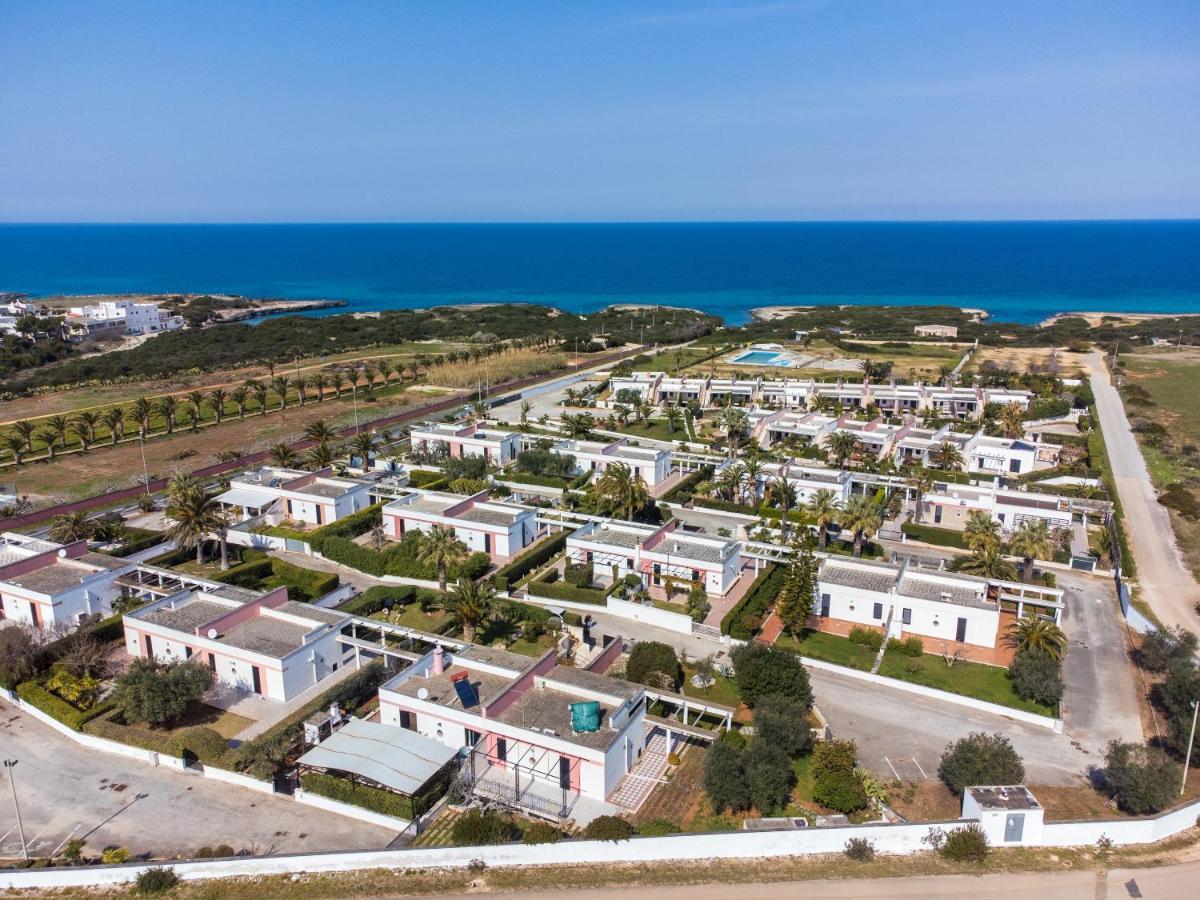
[0,700,397,860]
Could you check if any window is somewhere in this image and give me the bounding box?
[496,737,507,762]
[1009,458,1021,473]
[820,593,831,617]
[872,602,883,620]
[933,505,942,524]
[956,617,968,642]
[901,607,912,625]
[465,729,481,748]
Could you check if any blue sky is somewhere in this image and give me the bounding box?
[1,0,1197,221]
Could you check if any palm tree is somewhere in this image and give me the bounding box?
[208,388,228,424]
[271,376,291,410]
[329,369,346,399]
[168,472,200,500]
[930,441,964,471]
[377,359,394,386]
[808,488,841,550]
[36,427,60,460]
[1008,518,1052,583]
[716,405,749,459]
[46,414,70,451]
[958,544,1017,580]
[12,420,36,454]
[612,404,631,426]
[295,378,309,406]
[129,397,153,439]
[68,418,93,453]
[765,476,796,541]
[49,512,95,543]
[937,362,956,386]
[519,399,533,431]
[594,462,649,521]
[417,526,470,593]
[909,468,937,525]
[101,407,125,445]
[187,391,206,424]
[249,380,270,416]
[739,456,765,505]
[562,413,595,439]
[3,434,26,467]
[963,510,1003,554]
[842,494,881,558]
[826,431,859,468]
[75,410,101,447]
[446,577,495,642]
[664,406,683,434]
[349,431,378,469]
[165,486,227,567]
[997,402,1025,439]
[266,442,299,468]
[309,372,328,403]
[155,396,179,434]
[230,386,249,419]
[1006,614,1068,660]
[306,440,338,470]
[304,420,337,444]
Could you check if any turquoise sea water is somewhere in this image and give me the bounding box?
[0,221,1197,325]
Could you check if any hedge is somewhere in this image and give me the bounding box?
[299,770,446,820]
[84,708,181,753]
[1088,412,1137,577]
[318,531,490,582]
[661,466,713,504]
[338,585,418,617]
[408,470,448,488]
[721,564,784,639]
[493,531,568,585]
[901,522,968,550]
[528,570,610,605]
[104,527,165,558]
[692,497,758,516]
[17,680,117,731]
[306,502,386,552]
[210,557,340,602]
[500,471,571,489]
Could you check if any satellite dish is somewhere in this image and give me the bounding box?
[207,627,219,640]
[417,687,429,700]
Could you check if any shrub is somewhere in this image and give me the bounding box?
[583,815,636,841]
[521,821,563,844]
[938,732,1026,794]
[626,641,683,691]
[101,847,130,865]
[731,642,812,710]
[939,824,989,862]
[848,627,884,651]
[720,728,747,749]
[1102,740,1180,815]
[704,739,750,813]
[753,694,814,758]
[112,658,212,727]
[134,867,180,895]
[811,740,868,813]
[844,837,876,862]
[492,531,568,585]
[721,564,784,639]
[338,585,417,617]
[1136,626,1199,673]
[744,741,794,814]
[1159,657,1200,756]
[451,810,519,846]
[1008,648,1063,707]
[16,680,116,731]
[636,819,681,836]
[171,726,232,766]
[299,771,433,820]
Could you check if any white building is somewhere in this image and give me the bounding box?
[122,582,351,702]
[67,300,183,337]
[921,482,1108,532]
[914,324,959,338]
[894,427,1061,475]
[216,467,373,527]
[378,643,647,818]
[544,437,672,487]
[0,533,135,631]
[409,421,521,466]
[755,460,854,504]
[382,489,539,562]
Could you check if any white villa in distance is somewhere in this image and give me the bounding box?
[410,421,521,466]
[382,488,539,562]
[0,533,135,631]
[216,466,373,527]
[542,436,673,487]
[122,581,352,702]
[66,299,183,338]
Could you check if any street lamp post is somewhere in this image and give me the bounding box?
[1181,700,1199,796]
[3,759,28,861]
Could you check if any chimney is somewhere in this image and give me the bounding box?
[432,644,445,676]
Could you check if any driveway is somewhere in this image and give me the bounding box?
[0,699,397,860]
[1086,350,1200,630]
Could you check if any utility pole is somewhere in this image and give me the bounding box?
[138,432,151,495]
[1182,700,1199,796]
[4,759,27,861]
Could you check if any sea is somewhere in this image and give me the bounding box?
[1,221,1197,325]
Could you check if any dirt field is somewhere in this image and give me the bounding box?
[969,346,1088,377]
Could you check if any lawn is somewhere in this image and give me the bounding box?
[631,346,727,374]
[876,649,1055,717]
[370,603,451,634]
[172,701,255,739]
[621,418,686,442]
[680,664,743,709]
[774,629,878,671]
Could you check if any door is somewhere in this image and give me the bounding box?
[496,737,507,763]
[251,666,263,695]
[820,593,831,617]
[29,603,39,629]
[558,756,571,790]
[144,634,154,658]
[955,617,967,643]
[1004,813,1025,842]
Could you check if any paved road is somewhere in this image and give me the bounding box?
[445,861,1200,899]
[1086,350,1200,631]
[0,698,396,860]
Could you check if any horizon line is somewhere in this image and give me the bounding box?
[1,217,1199,227]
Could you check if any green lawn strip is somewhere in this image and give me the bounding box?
[876,649,1055,717]
[775,630,877,671]
[679,665,742,709]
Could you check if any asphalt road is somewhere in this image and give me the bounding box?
[1086,350,1200,630]
[0,698,396,860]
[445,861,1200,899]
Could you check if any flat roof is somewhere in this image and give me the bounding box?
[541,665,644,701]
[820,559,897,594]
[581,525,647,550]
[459,505,523,527]
[140,597,231,633]
[967,785,1041,811]
[389,664,514,710]
[277,600,348,627]
[222,615,314,657]
[650,536,726,565]
[216,487,276,508]
[493,686,623,750]
[298,718,457,796]
[3,559,112,595]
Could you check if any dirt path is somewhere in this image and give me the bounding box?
[1085,350,1200,631]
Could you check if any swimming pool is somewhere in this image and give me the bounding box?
[732,350,791,366]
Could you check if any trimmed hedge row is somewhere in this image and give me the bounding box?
[104,527,166,558]
[1089,415,1137,577]
[660,465,713,504]
[307,502,386,551]
[338,585,418,617]
[210,556,340,602]
[492,531,568,586]
[721,563,784,639]
[500,471,571,489]
[901,522,968,550]
[17,680,117,731]
[408,470,448,488]
[528,570,610,605]
[83,712,234,767]
[299,770,445,820]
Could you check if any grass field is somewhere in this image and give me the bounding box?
[774,629,879,671]
[620,418,687,442]
[877,649,1055,717]
[680,665,743,709]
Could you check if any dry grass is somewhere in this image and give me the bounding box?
[425,349,568,389]
[970,346,1089,378]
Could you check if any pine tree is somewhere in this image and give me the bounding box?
[777,532,818,635]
